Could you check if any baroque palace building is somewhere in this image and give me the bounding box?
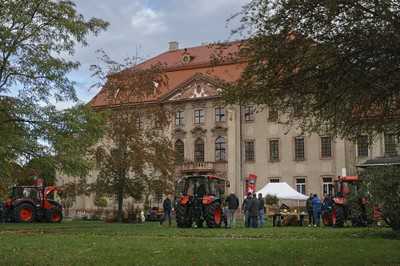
[61,41,399,212]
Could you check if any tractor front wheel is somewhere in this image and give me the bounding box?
[15,203,35,223]
[46,208,63,223]
[205,202,222,228]
[176,204,192,228]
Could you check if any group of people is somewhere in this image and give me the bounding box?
[242,192,265,228]
[306,193,334,227]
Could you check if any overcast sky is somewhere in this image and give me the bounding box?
[65,0,248,108]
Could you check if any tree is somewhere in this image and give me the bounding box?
[222,0,400,139]
[360,166,400,232]
[91,52,175,222]
[0,0,108,180]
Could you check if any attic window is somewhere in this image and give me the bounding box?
[182,54,192,64]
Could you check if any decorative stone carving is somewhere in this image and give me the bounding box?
[174,128,187,139]
[211,125,228,137]
[191,126,207,138]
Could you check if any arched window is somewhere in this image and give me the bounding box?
[215,136,226,161]
[194,138,205,162]
[175,140,184,164]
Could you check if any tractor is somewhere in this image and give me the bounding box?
[1,184,63,223]
[322,175,368,227]
[175,175,225,228]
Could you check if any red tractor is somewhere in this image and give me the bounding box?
[322,175,368,227]
[1,185,63,223]
[175,175,226,228]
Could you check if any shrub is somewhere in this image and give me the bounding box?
[361,165,400,232]
[265,195,279,205]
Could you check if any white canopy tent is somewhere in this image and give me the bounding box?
[256,182,308,201]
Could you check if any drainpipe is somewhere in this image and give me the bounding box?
[239,104,244,202]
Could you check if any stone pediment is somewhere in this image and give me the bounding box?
[162,73,223,102]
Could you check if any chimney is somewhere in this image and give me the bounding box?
[168,41,179,51]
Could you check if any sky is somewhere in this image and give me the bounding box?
[64,0,249,109]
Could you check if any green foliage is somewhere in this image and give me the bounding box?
[223,0,400,139]
[361,166,400,231]
[94,196,108,208]
[0,0,108,183]
[265,194,279,205]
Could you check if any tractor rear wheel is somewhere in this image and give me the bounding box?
[334,205,345,227]
[205,202,222,228]
[46,208,63,223]
[176,204,192,228]
[14,203,35,223]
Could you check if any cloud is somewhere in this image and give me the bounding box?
[131,7,166,35]
[68,0,251,104]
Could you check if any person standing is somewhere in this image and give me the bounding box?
[249,193,259,228]
[242,193,252,227]
[160,195,172,226]
[225,193,239,228]
[257,193,265,227]
[312,194,322,227]
[306,194,314,227]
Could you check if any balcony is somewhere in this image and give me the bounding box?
[177,161,227,175]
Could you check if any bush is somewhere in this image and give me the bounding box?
[361,165,400,232]
[265,195,279,205]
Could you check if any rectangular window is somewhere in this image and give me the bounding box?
[194,109,205,124]
[175,111,184,126]
[269,177,280,183]
[320,137,332,158]
[294,136,305,161]
[296,177,306,195]
[322,177,334,196]
[357,135,369,157]
[215,107,226,122]
[245,140,255,161]
[135,116,142,130]
[293,105,302,117]
[269,139,280,162]
[384,133,398,156]
[244,106,255,122]
[268,108,278,122]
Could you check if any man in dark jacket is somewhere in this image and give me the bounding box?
[242,193,252,227]
[257,193,265,227]
[249,193,259,228]
[225,193,239,228]
[160,195,172,226]
[306,194,314,227]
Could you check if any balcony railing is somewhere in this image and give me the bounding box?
[178,161,216,173]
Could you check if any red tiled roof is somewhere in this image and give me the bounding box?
[90,41,246,108]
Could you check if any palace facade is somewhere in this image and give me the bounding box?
[60,41,399,212]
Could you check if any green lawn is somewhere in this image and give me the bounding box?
[0,221,399,266]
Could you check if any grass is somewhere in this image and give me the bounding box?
[0,220,399,266]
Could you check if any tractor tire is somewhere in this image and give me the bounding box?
[334,205,345,227]
[204,202,222,228]
[176,204,192,228]
[14,203,35,223]
[46,208,63,223]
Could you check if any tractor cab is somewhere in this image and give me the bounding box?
[181,175,225,198]
[176,175,226,228]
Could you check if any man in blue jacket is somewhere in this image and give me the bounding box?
[312,194,322,227]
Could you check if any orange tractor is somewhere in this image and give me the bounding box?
[322,175,369,227]
[175,175,226,228]
[1,183,63,223]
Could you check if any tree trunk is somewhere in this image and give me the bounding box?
[117,187,124,222]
